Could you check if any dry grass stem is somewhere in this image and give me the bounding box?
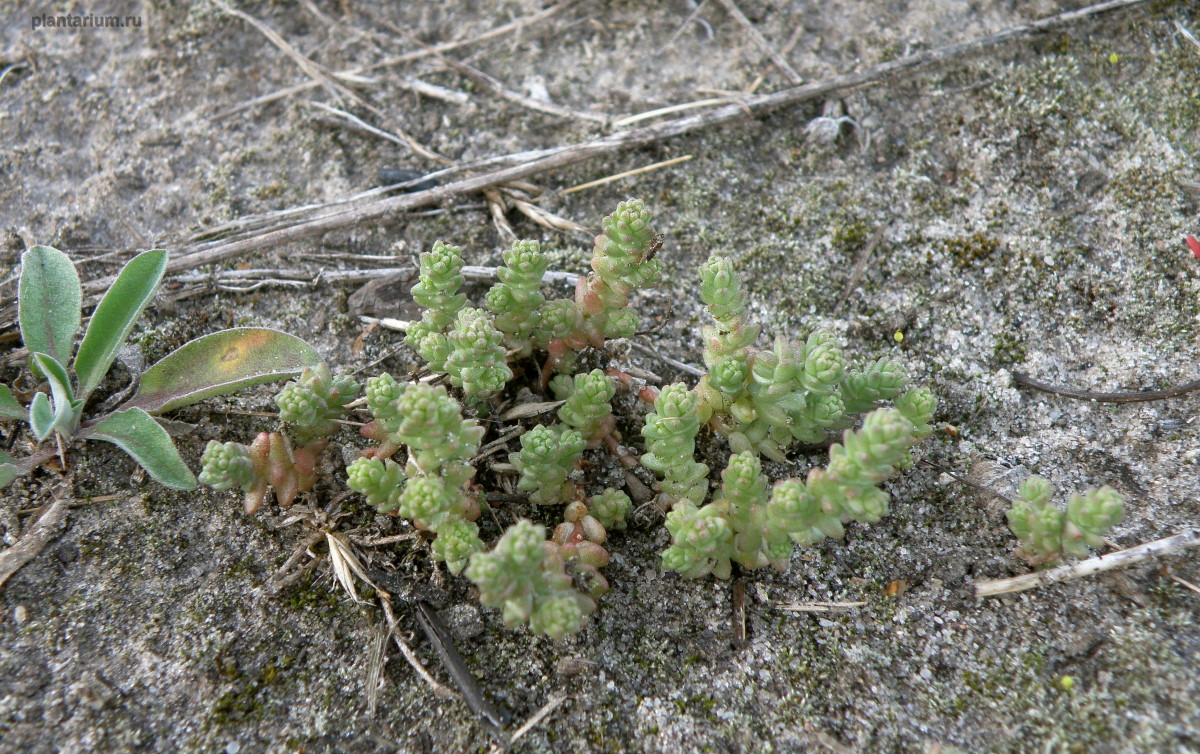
[210,1,573,119]
[306,100,449,164]
[1167,571,1200,597]
[833,226,887,314]
[777,600,868,613]
[611,99,730,128]
[210,0,357,106]
[326,531,373,602]
[713,0,803,84]
[378,595,456,699]
[561,155,694,194]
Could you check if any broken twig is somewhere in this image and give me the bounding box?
[0,496,68,591]
[974,529,1200,597]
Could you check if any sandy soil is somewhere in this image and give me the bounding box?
[2,1,1199,751]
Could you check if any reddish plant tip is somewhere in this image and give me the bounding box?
[1187,235,1200,259]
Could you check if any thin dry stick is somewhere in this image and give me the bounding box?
[1012,371,1200,403]
[17,492,123,517]
[142,264,583,290]
[1167,571,1200,596]
[748,20,807,93]
[413,601,511,730]
[833,225,886,314]
[389,25,610,125]
[713,0,803,84]
[211,0,356,105]
[506,693,570,747]
[403,76,470,106]
[974,529,1200,598]
[482,187,518,247]
[1177,21,1200,52]
[776,600,868,613]
[507,196,589,233]
[668,0,713,45]
[378,593,456,698]
[209,1,574,119]
[732,577,747,647]
[306,100,450,164]
[0,496,68,591]
[0,0,1150,325]
[610,98,733,129]
[631,340,706,378]
[561,155,694,194]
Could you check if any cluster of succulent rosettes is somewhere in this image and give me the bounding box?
[403,201,661,402]
[347,378,485,574]
[539,199,662,374]
[641,383,709,507]
[465,519,596,639]
[274,365,359,445]
[404,241,468,373]
[693,254,916,462]
[1006,475,1125,566]
[199,365,360,514]
[484,406,631,635]
[662,399,936,580]
[466,487,631,639]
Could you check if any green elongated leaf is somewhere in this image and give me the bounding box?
[29,392,53,441]
[19,246,81,369]
[31,353,81,439]
[0,385,23,420]
[124,328,324,414]
[74,249,168,399]
[82,408,196,489]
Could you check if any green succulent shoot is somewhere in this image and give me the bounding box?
[200,429,325,514]
[540,199,662,374]
[554,369,617,446]
[486,239,548,356]
[410,240,468,330]
[588,488,632,531]
[405,241,468,372]
[510,424,586,505]
[641,383,709,506]
[366,381,484,478]
[443,307,513,402]
[274,364,359,445]
[1006,475,1124,565]
[690,252,931,463]
[661,404,936,580]
[200,365,359,514]
[347,380,485,574]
